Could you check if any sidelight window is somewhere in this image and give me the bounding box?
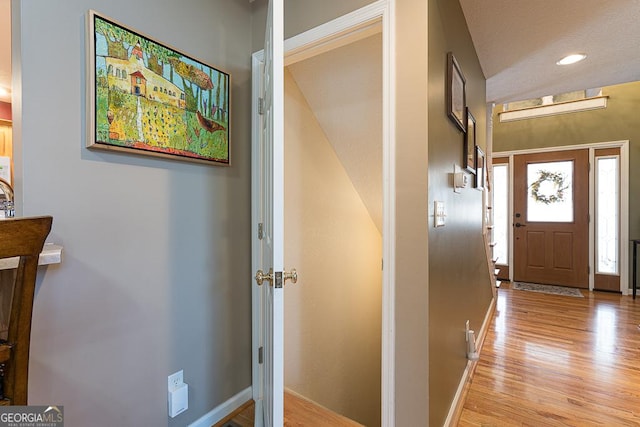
[595,156,619,274]
[493,163,509,266]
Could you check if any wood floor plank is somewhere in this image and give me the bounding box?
[459,283,640,426]
[283,391,364,427]
[224,284,640,426]
[220,390,363,427]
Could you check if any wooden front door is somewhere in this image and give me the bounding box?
[513,149,589,288]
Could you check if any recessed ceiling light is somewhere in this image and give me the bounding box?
[556,53,587,66]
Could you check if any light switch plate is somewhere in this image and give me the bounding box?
[434,201,446,227]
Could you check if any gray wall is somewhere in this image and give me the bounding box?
[427,0,493,425]
[14,0,253,425]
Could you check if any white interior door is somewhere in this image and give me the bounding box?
[253,0,284,425]
[252,3,395,426]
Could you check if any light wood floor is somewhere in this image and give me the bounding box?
[215,390,363,427]
[459,283,640,426]
[218,283,640,426]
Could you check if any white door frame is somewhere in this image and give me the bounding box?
[494,139,629,294]
[251,1,396,425]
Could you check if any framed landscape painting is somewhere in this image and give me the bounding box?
[87,10,231,165]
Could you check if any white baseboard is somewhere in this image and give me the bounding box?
[443,297,496,427]
[188,386,252,427]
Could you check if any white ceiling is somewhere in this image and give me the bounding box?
[459,0,640,103]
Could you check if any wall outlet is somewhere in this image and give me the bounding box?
[168,370,188,417]
[168,370,184,391]
[465,320,479,360]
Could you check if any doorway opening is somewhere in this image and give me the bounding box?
[493,140,629,293]
[283,31,382,427]
[251,1,395,425]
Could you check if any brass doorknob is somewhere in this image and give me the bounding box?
[255,268,273,286]
[255,268,298,286]
[284,269,297,284]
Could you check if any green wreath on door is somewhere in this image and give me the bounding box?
[530,170,568,204]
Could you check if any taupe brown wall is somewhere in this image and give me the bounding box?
[427,0,493,425]
[494,81,640,287]
[394,0,431,424]
[284,69,382,427]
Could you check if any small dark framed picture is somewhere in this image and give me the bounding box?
[475,146,485,190]
[446,52,466,132]
[463,107,476,173]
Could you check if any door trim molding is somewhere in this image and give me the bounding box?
[493,140,628,157]
[283,1,386,66]
[250,51,264,422]
[251,1,396,425]
[494,140,629,294]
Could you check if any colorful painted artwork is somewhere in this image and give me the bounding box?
[87,11,230,165]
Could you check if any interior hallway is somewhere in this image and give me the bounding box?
[218,281,640,426]
[459,282,640,425]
